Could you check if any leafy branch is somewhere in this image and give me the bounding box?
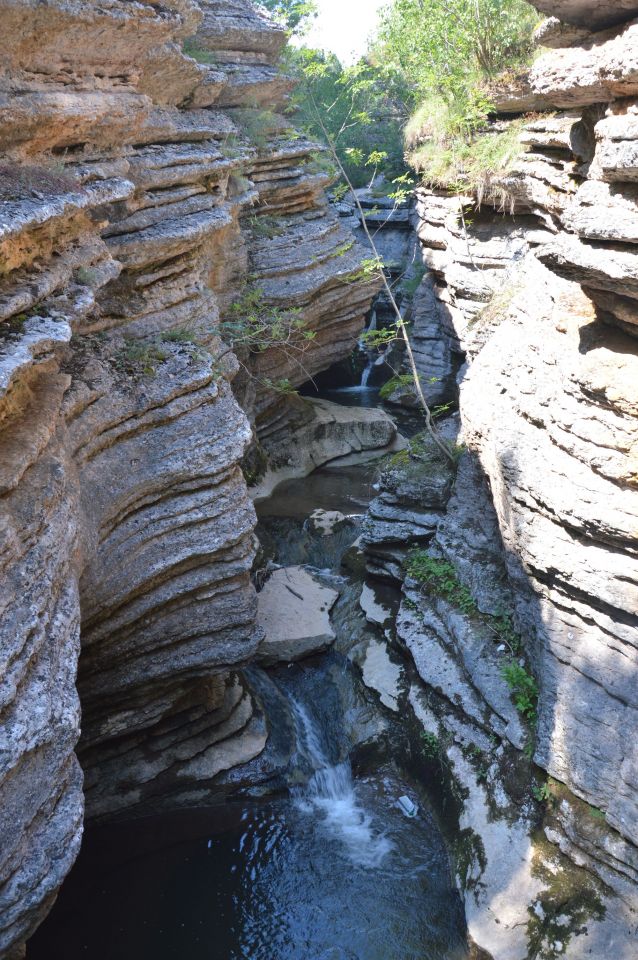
[306,92,456,465]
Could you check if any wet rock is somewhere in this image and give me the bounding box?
[398,588,526,749]
[361,431,456,579]
[256,566,339,665]
[359,582,395,628]
[306,508,349,537]
[360,637,403,713]
[406,14,638,951]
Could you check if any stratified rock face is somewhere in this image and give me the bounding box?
[463,253,638,839]
[0,0,377,952]
[408,2,638,955]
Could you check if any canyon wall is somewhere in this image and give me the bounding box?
[0,2,378,955]
[365,1,638,956]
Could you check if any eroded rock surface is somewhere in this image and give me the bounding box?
[383,1,638,956]
[0,0,378,952]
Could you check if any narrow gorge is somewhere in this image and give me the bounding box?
[1,1,637,959]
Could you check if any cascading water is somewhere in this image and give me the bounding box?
[29,451,469,960]
[358,303,398,388]
[290,699,394,868]
[359,307,377,387]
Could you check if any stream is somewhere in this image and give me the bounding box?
[28,392,468,960]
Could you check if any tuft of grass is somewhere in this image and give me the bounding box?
[248,214,285,240]
[228,173,253,196]
[408,117,524,204]
[114,339,168,377]
[182,40,218,65]
[0,161,80,201]
[233,108,288,154]
[305,151,338,180]
[161,327,200,344]
[74,266,98,285]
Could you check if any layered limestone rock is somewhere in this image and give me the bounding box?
[387,1,638,956]
[0,0,377,953]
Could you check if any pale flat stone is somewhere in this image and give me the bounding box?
[361,638,402,712]
[359,583,394,627]
[307,508,348,537]
[257,566,338,665]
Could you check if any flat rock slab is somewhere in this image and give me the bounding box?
[361,637,403,712]
[257,566,339,666]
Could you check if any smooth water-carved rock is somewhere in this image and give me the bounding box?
[252,397,400,500]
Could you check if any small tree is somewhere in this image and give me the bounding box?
[259,0,318,35]
[376,0,537,136]
[218,285,319,395]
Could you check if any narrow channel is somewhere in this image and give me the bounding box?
[29,388,468,960]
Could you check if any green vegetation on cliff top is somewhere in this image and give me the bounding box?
[273,0,537,194]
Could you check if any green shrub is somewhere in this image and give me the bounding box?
[345,256,384,285]
[377,0,537,131]
[421,730,440,760]
[222,286,316,355]
[379,373,414,400]
[532,780,552,804]
[501,661,539,724]
[406,551,477,616]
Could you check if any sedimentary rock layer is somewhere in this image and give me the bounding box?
[402,1,638,955]
[0,0,377,953]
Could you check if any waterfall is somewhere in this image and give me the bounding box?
[359,308,378,388]
[361,363,374,387]
[290,699,393,868]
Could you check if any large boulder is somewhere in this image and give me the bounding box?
[257,566,339,665]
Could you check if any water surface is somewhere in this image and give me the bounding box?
[29,773,467,960]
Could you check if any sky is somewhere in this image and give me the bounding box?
[292,0,387,65]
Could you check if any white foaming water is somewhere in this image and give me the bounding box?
[291,700,394,868]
